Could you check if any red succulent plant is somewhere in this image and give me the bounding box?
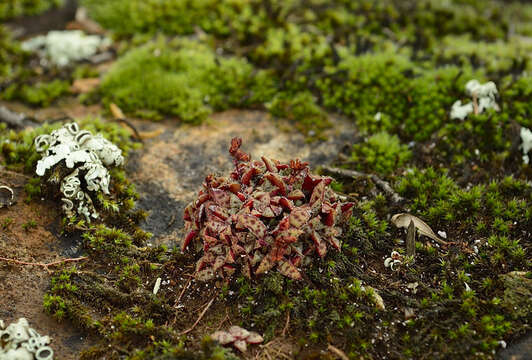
[182,137,354,281]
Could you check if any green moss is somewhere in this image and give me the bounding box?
[266,91,330,139]
[2,79,71,106]
[98,38,257,123]
[0,0,63,21]
[350,131,411,176]
[0,25,28,80]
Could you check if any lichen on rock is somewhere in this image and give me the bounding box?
[21,30,110,67]
[0,318,54,360]
[34,122,123,221]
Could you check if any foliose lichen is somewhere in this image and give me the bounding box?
[34,122,123,221]
[0,318,54,360]
[22,30,110,67]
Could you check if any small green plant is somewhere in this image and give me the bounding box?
[350,131,411,176]
[22,219,37,231]
[1,217,13,229]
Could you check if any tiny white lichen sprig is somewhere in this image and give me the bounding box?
[34,122,124,221]
[519,126,532,164]
[384,250,403,271]
[450,79,499,120]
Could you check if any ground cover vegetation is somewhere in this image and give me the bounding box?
[0,0,530,359]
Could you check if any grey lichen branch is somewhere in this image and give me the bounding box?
[322,166,404,204]
[0,318,54,360]
[34,122,124,221]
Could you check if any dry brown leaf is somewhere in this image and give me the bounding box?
[70,78,100,94]
[328,344,349,360]
[138,128,165,140]
[391,213,447,245]
[110,103,125,119]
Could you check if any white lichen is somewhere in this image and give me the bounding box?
[34,123,124,221]
[21,30,110,67]
[0,318,54,360]
[450,79,499,120]
[384,250,403,271]
[520,126,532,164]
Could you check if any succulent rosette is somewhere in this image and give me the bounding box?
[183,138,354,281]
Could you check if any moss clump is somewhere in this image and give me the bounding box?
[0,25,27,80]
[98,38,257,123]
[0,0,63,21]
[265,90,329,139]
[350,131,411,176]
[2,79,71,106]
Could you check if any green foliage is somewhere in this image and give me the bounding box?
[0,0,63,21]
[2,79,71,106]
[0,25,28,80]
[98,38,257,123]
[350,131,411,175]
[266,91,329,139]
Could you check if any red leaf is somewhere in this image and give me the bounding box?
[278,260,302,280]
[287,189,305,200]
[262,156,278,173]
[289,207,311,228]
[279,197,294,211]
[182,230,197,251]
[241,167,257,185]
[265,173,287,196]
[311,231,327,257]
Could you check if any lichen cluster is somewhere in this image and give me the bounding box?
[34,122,124,221]
[0,318,54,360]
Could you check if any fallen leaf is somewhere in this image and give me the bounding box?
[110,103,125,119]
[391,213,447,245]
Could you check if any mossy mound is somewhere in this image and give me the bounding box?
[0,0,63,21]
[98,38,257,123]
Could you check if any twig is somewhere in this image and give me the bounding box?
[281,311,290,337]
[0,256,88,273]
[114,118,143,143]
[179,296,216,335]
[328,344,349,360]
[323,166,404,203]
[0,106,38,129]
[175,277,192,305]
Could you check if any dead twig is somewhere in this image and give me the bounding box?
[114,118,144,143]
[179,295,216,335]
[175,277,192,305]
[328,344,349,360]
[0,106,39,129]
[323,166,404,204]
[0,256,88,273]
[281,310,290,337]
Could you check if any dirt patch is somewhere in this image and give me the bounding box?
[0,168,94,358]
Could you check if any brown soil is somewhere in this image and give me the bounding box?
[0,169,95,358]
